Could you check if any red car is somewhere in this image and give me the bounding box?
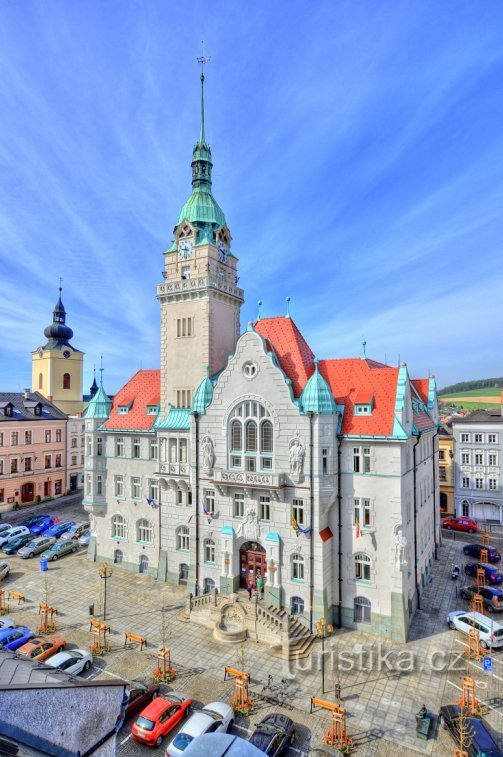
[442,517,478,534]
[131,692,192,747]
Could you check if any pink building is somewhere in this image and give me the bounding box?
[0,390,67,510]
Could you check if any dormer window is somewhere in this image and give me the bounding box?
[355,404,371,415]
[179,225,192,239]
[117,399,133,415]
[147,405,159,416]
[34,404,42,416]
[353,391,374,416]
[3,404,13,417]
[118,406,129,415]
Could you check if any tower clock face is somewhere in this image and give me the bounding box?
[63,350,71,358]
[178,239,194,260]
[217,241,228,262]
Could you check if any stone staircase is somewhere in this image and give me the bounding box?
[187,589,315,660]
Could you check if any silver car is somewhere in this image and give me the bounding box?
[17,536,55,558]
[0,561,9,581]
[59,522,90,541]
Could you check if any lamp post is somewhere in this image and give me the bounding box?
[315,617,334,694]
[99,562,113,621]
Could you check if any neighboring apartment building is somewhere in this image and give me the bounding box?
[453,400,503,523]
[67,415,85,493]
[439,422,455,515]
[0,391,67,508]
[84,72,440,643]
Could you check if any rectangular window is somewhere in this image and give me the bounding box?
[293,498,305,524]
[176,317,193,337]
[475,477,483,489]
[259,495,271,521]
[132,438,141,458]
[489,454,497,466]
[461,434,470,443]
[462,453,470,465]
[439,467,447,481]
[489,434,497,444]
[96,474,103,496]
[462,476,470,488]
[204,489,215,512]
[181,265,191,281]
[11,432,18,446]
[475,453,483,465]
[132,477,141,499]
[45,455,51,469]
[231,455,241,468]
[475,434,483,443]
[177,489,184,506]
[71,437,77,448]
[97,437,103,456]
[81,435,85,446]
[233,492,244,518]
[86,437,92,457]
[115,475,124,497]
[169,438,178,463]
[439,450,445,461]
[353,447,360,473]
[0,433,3,446]
[179,438,188,463]
[149,439,158,461]
[0,489,3,503]
[116,437,125,457]
[55,454,62,467]
[71,455,77,466]
[10,458,18,474]
[363,447,371,473]
[176,389,192,408]
[149,479,158,502]
[86,475,92,496]
[0,461,3,475]
[55,480,62,495]
[322,448,329,475]
[246,457,256,472]
[354,498,371,527]
[81,454,84,465]
[24,430,32,445]
[489,479,497,491]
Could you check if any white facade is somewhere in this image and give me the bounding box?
[66,416,85,493]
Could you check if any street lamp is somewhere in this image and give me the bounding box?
[98,562,113,621]
[315,617,334,694]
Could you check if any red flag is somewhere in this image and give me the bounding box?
[355,516,360,538]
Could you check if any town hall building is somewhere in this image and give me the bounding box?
[84,72,440,643]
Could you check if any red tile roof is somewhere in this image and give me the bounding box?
[354,390,374,404]
[254,317,315,397]
[412,379,429,405]
[319,359,399,436]
[102,370,160,431]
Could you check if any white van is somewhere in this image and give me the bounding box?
[447,610,503,649]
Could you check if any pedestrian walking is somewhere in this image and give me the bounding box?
[257,574,263,596]
[247,584,252,600]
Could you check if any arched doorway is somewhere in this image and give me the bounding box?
[239,541,266,589]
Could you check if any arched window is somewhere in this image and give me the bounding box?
[204,577,215,594]
[111,514,127,540]
[354,553,371,581]
[291,596,304,615]
[231,421,242,451]
[204,539,215,563]
[114,549,123,564]
[354,596,371,623]
[63,373,71,389]
[228,401,273,471]
[291,553,305,581]
[136,519,153,544]
[38,373,43,390]
[176,525,190,551]
[139,555,149,574]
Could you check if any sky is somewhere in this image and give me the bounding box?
[1,0,502,394]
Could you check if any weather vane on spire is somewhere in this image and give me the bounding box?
[197,40,211,77]
[196,41,211,143]
[59,276,63,294]
[99,353,104,385]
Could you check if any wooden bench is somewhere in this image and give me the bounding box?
[8,591,25,604]
[124,632,147,651]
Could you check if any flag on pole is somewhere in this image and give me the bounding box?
[355,516,360,538]
[291,516,299,536]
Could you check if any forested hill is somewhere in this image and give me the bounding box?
[439,378,503,395]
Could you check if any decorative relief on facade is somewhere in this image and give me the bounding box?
[242,361,258,380]
[201,435,215,474]
[289,432,305,482]
[221,471,272,486]
[236,507,261,540]
[394,525,408,571]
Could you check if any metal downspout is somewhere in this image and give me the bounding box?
[413,435,421,610]
[337,434,343,628]
[432,430,439,560]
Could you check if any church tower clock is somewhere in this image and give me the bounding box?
[157,72,244,414]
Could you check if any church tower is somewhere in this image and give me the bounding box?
[32,287,84,415]
[157,71,244,414]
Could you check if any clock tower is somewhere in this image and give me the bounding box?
[157,72,244,413]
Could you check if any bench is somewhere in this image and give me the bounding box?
[8,592,25,604]
[124,632,147,651]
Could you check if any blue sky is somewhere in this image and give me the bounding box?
[1,1,502,394]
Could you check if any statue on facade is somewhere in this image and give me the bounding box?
[395,528,408,569]
[201,435,215,473]
[237,507,260,540]
[289,433,305,479]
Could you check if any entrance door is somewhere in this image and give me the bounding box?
[70,475,77,492]
[240,542,266,588]
[21,483,34,503]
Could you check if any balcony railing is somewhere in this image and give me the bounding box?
[157,462,190,477]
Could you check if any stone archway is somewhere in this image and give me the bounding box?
[239,541,266,588]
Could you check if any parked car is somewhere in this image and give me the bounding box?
[43,520,75,539]
[442,517,477,533]
[463,543,501,562]
[249,713,296,755]
[20,514,50,530]
[40,539,79,561]
[78,532,91,547]
[17,635,66,661]
[0,626,35,651]
[0,525,30,548]
[124,681,161,718]
[0,561,9,581]
[0,617,16,630]
[459,585,503,613]
[447,610,503,649]
[464,563,503,584]
[439,704,503,756]
[17,536,55,558]
[45,649,92,675]
[166,701,234,756]
[30,516,55,535]
[3,533,34,554]
[0,524,13,536]
[181,734,263,756]
[132,693,192,747]
[60,522,90,541]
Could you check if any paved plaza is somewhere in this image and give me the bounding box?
[3,497,503,755]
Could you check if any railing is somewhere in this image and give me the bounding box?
[189,589,218,612]
[255,604,284,631]
[157,275,244,302]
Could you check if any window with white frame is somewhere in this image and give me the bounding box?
[461,433,470,443]
[462,501,470,516]
[179,438,188,463]
[114,475,124,497]
[489,434,497,444]
[475,434,483,443]
[475,477,483,489]
[131,477,141,499]
[132,438,141,458]
[354,596,371,623]
[0,433,3,446]
[97,437,103,456]
[462,476,470,488]
[363,447,371,473]
[86,437,92,457]
[354,553,371,581]
[176,526,190,551]
[137,518,153,544]
[489,479,498,490]
[116,437,125,457]
[149,479,158,502]
[233,492,244,517]
[149,439,158,461]
[489,453,498,466]
[322,448,329,475]
[97,474,103,496]
[228,401,273,471]
[204,539,215,563]
[176,489,184,506]
[111,514,127,539]
[291,553,305,581]
[204,489,215,512]
[354,498,371,527]
[353,447,360,473]
[462,453,470,465]
[475,453,483,465]
[85,474,92,496]
[259,495,271,521]
[292,498,305,525]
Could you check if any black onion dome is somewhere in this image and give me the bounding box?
[43,290,74,342]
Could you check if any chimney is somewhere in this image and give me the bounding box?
[23,388,30,399]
